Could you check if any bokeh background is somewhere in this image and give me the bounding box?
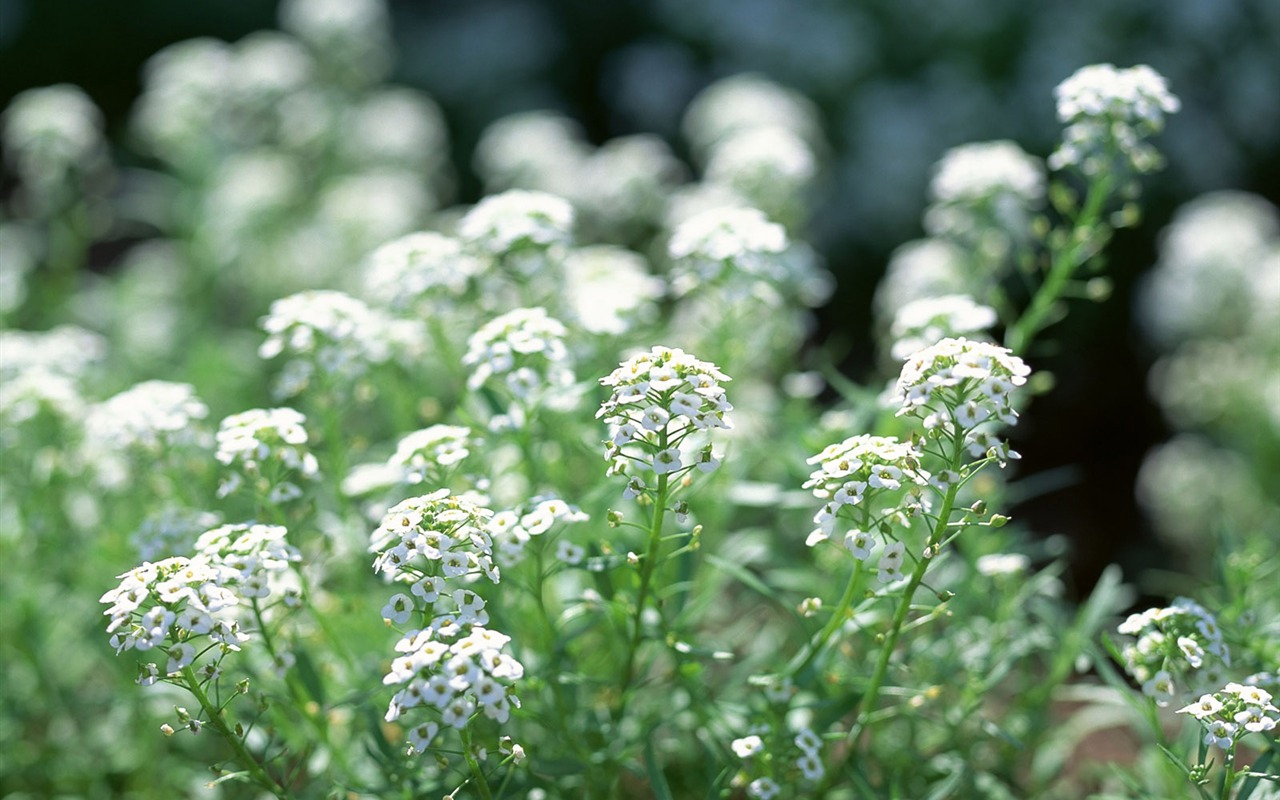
[2,0,1278,596]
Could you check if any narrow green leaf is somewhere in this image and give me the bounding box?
[644,731,675,800]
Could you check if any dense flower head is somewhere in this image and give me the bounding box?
[1049,63,1180,175]
[458,189,575,260]
[487,495,589,568]
[361,231,480,313]
[924,141,1044,259]
[472,111,589,197]
[388,425,475,485]
[382,621,525,752]
[101,556,249,682]
[1116,597,1231,706]
[598,346,732,482]
[214,407,319,501]
[84,381,210,453]
[667,206,790,297]
[928,140,1045,206]
[892,337,1030,448]
[259,290,387,398]
[803,434,931,573]
[194,523,302,601]
[575,134,685,239]
[370,489,499,585]
[462,307,574,401]
[1177,681,1279,748]
[888,295,998,361]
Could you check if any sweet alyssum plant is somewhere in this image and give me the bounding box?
[1,16,1274,795]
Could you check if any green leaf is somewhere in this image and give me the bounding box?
[644,731,674,800]
[293,646,327,706]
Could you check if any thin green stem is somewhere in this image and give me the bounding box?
[461,727,495,800]
[788,559,863,680]
[848,429,966,746]
[1005,172,1114,356]
[180,665,290,799]
[616,470,670,718]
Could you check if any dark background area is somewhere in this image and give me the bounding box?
[2,0,1278,597]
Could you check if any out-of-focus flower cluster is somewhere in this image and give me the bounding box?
[214,407,319,502]
[1116,597,1229,707]
[463,307,574,410]
[1134,191,1280,567]
[1049,64,1181,175]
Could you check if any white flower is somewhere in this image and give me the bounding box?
[382,593,414,625]
[731,735,764,758]
[556,541,585,565]
[463,307,573,399]
[1203,719,1236,749]
[667,206,789,297]
[975,553,1030,576]
[1177,694,1224,720]
[888,295,999,362]
[389,425,474,483]
[746,777,781,800]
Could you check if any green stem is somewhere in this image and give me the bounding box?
[1004,173,1113,356]
[461,727,494,800]
[787,560,863,680]
[848,431,965,745]
[616,470,670,718]
[180,665,290,799]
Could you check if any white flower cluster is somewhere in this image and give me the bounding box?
[560,246,664,336]
[361,232,480,314]
[259,290,387,398]
[923,140,1044,260]
[382,623,524,753]
[928,141,1045,206]
[667,206,789,297]
[892,337,1030,458]
[193,523,302,602]
[84,381,210,453]
[1049,63,1180,175]
[458,189,574,263]
[803,435,931,580]
[369,489,500,586]
[487,495,588,568]
[389,425,475,485]
[1137,191,1279,347]
[102,524,300,685]
[873,239,970,327]
[215,407,319,501]
[702,127,817,228]
[598,346,732,486]
[0,324,106,380]
[731,723,825,799]
[681,73,823,164]
[888,295,997,361]
[1,83,107,200]
[1116,597,1230,707]
[370,490,523,753]
[1177,682,1278,749]
[462,307,574,403]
